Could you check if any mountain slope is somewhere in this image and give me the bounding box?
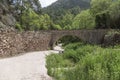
[42,0,91,23]
[0,0,16,28]
[49,0,90,9]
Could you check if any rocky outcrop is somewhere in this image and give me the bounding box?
[0,0,16,28]
[103,33,120,46]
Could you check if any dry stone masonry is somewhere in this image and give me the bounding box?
[0,28,52,57]
[0,28,110,57]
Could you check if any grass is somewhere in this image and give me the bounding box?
[46,42,120,80]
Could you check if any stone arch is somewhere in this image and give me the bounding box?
[50,34,82,49]
[49,30,108,50]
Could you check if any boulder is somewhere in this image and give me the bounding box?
[103,33,120,46]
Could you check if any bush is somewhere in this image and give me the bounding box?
[15,23,23,31]
[46,54,74,77]
[64,42,84,50]
[63,48,120,80]
[63,49,79,63]
[46,43,120,80]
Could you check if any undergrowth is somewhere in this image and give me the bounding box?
[46,42,120,80]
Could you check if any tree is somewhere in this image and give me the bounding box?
[90,0,120,29]
[39,14,52,30]
[69,6,81,15]
[90,0,112,28]
[109,0,120,28]
[90,0,112,16]
[61,12,74,29]
[21,8,40,30]
[42,0,90,27]
[72,10,95,29]
[10,0,43,30]
[10,0,41,13]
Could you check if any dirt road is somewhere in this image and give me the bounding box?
[0,50,60,80]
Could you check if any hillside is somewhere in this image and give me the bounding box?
[0,0,119,30]
[42,0,91,23]
[0,0,16,29]
[0,0,41,29]
[44,0,90,9]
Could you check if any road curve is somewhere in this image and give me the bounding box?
[0,50,59,80]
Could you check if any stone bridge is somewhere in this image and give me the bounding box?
[0,29,108,57]
[49,30,107,48]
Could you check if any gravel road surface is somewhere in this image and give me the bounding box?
[0,50,60,80]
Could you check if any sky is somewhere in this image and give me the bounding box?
[39,0,57,7]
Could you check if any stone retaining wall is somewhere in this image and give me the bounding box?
[0,28,51,57]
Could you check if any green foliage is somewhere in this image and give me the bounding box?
[11,0,41,13]
[63,49,79,63]
[39,14,52,30]
[90,0,112,29]
[10,0,61,31]
[5,0,120,30]
[46,54,74,77]
[72,10,95,29]
[15,22,23,31]
[52,24,62,30]
[64,42,84,50]
[21,8,40,30]
[62,13,74,29]
[90,0,120,29]
[64,49,120,80]
[90,0,112,16]
[42,0,94,30]
[42,0,90,17]
[107,30,120,36]
[109,0,120,19]
[42,0,90,28]
[69,6,81,15]
[59,36,81,46]
[19,8,60,30]
[46,43,120,80]
[108,0,120,28]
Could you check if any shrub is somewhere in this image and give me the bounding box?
[46,43,120,80]
[63,49,79,63]
[63,48,120,80]
[64,42,84,50]
[15,22,23,31]
[46,54,74,77]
